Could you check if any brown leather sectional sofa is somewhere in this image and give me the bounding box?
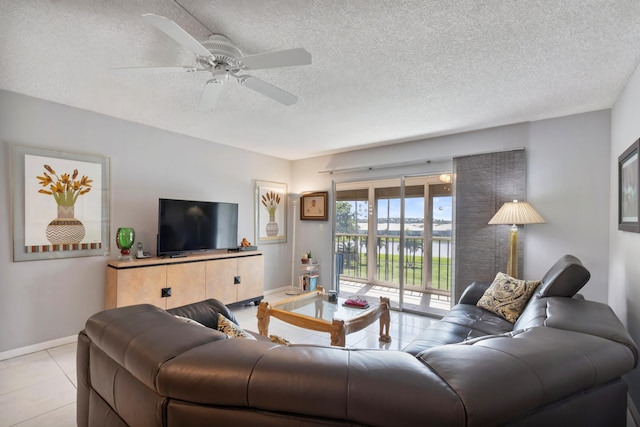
[77,255,637,426]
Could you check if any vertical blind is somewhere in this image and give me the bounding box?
[452,149,526,303]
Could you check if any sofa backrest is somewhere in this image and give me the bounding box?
[513,255,590,330]
[79,296,638,427]
[81,305,467,427]
[417,306,637,426]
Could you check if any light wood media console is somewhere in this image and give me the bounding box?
[105,251,264,309]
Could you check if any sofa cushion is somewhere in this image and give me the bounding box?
[512,297,548,330]
[477,272,541,323]
[458,280,492,305]
[402,304,513,355]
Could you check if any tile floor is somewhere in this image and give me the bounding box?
[338,279,452,317]
[0,289,635,426]
[233,289,438,350]
[0,343,77,427]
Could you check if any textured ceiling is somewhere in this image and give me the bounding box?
[2,0,640,160]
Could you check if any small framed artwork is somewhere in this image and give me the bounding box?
[300,191,328,221]
[255,180,287,244]
[619,138,640,233]
[12,144,110,261]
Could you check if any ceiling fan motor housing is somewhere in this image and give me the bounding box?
[200,35,243,68]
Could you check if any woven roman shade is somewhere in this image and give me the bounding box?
[452,149,526,303]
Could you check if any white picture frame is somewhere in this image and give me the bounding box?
[12,144,110,261]
[255,180,287,245]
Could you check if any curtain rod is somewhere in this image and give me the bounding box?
[317,147,525,175]
[318,158,450,175]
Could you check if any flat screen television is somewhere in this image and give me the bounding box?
[157,198,238,257]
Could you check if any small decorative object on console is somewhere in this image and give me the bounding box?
[302,274,318,291]
[239,238,257,251]
[343,296,370,309]
[116,227,135,260]
[328,291,338,303]
[136,242,151,259]
[238,237,258,251]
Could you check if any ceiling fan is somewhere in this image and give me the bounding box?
[116,13,312,108]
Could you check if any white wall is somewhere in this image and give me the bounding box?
[610,60,640,405]
[0,90,292,354]
[0,88,614,356]
[292,111,611,303]
[527,112,611,302]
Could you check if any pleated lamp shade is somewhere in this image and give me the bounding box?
[488,200,545,225]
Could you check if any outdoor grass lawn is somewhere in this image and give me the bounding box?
[341,254,451,291]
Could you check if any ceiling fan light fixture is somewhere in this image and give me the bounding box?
[127,13,311,108]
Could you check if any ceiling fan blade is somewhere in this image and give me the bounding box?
[239,48,312,70]
[239,76,298,106]
[112,66,201,74]
[142,13,212,58]
[199,80,223,110]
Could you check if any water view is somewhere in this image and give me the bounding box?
[336,195,452,292]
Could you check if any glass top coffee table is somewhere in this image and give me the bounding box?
[257,287,391,346]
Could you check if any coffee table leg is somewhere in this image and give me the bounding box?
[379,296,391,342]
[257,301,271,337]
[330,319,346,346]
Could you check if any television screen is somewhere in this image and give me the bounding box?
[157,198,238,256]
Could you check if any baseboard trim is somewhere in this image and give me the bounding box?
[265,286,294,295]
[1,291,297,362]
[0,335,78,361]
[0,289,300,361]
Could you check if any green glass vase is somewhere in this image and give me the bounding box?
[116,227,135,260]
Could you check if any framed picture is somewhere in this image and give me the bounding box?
[619,138,640,233]
[255,180,287,244]
[300,191,328,221]
[12,145,110,261]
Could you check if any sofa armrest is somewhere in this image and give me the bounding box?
[458,281,491,305]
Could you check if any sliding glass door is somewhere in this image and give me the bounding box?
[335,186,369,282]
[399,177,452,313]
[335,175,452,314]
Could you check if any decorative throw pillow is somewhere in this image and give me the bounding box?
[174,315,206,327]
[217,314,256,340]
[269,334,291,346]
[477,272,541,323]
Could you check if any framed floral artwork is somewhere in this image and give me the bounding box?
[300,191,328,221]
[619,138,640,233]
[12,145,110,261]
[255,180,287,245]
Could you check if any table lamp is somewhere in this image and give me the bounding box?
[488,200,545,278]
